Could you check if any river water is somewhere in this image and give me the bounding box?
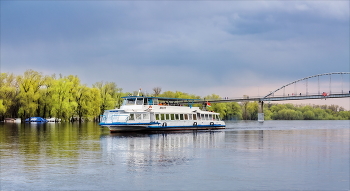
[0,120,349,190]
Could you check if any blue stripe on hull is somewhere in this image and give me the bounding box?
[105,124,225,132]
[100,122,160,126]
[147,124,225,128]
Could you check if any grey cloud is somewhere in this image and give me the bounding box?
[1,1,348,96]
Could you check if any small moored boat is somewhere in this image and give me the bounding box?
[99,96,225,132]
[25,117,48,123]
[4,118,21,123]
[46,118,61,122]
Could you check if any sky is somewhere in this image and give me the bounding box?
[1,1,349,109]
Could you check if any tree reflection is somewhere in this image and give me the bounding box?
[0,122,103,173]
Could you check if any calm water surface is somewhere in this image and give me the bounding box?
[1,120,349,190]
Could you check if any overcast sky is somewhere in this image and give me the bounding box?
[1,1,349,107]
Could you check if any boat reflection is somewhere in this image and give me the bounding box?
[100,131,225,170]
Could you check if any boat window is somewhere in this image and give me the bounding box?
[175,114,179,120]
[136,114,142,120]
[152,99,158,105]
[166,114,170,120]
[147,98,153,105]
[171,114,175,120]
[125,98,136,105]
[161,114,165,120]
[129,114,135,120]
[197,113,200,120]
[201,114,205,120]
[180,114,184,120]
[184,114,188,120]
[189,114,193,120]
[193,114,197,120]
[136,98,143,105]
[143,113,150,120]
[156,114,160,120]
[209,114,213,120]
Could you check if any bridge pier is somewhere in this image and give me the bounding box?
[258,101,264,122]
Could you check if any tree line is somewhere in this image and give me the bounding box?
[202,95,350,120]
[0,70,124,121]
[1,70,349,121]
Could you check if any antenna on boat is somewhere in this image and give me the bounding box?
[137,88,142,96]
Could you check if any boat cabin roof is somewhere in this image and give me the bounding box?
[122,96,200,101]
[121,96,200,106]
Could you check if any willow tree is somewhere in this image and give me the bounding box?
[74,85,101,121]
[88,88,102,119]
[93,82,123,115]
[50,75,78,121]
[0,100,5,120]
[0,73,18,118]
[16,70,46,119]
[36,74,56,118]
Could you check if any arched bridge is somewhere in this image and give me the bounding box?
[190,72,350,103]
[184,72,350,121]
[263,72,350,101]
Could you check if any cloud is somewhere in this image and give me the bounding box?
[1,1,349,107]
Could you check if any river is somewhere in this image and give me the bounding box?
[0,120,349,190]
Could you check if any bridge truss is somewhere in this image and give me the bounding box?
[264,72,350,98]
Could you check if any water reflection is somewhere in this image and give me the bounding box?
[1,121,349,190]
[101,131,225,171]
[0,122,103,175]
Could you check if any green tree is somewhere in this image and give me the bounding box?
[303,110,315,120]
[0,73,18,118]
[263,108,273,120]
[204,94,227,119]
[159,91,176,98]
[88,87,102,119]
[16,70,46,119]
[273,109,303,120]
[37,75,56,118]
[74,85,101,121]
[93,82,122,115]
[224,102,242,120]
[241,101,259,120]
[269,104,287,113]
[50,75,77,121]
[0,100,6,118]
[336,111,350,120]
[247,102,259,120]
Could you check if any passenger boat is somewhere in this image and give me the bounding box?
[99,96,225,132]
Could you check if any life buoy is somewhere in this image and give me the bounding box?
[210,122,214,126]
[162,122,167,127]
[193,122,197,126]
[149,106,152,109]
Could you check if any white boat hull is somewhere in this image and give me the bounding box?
[101,121,225,132]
